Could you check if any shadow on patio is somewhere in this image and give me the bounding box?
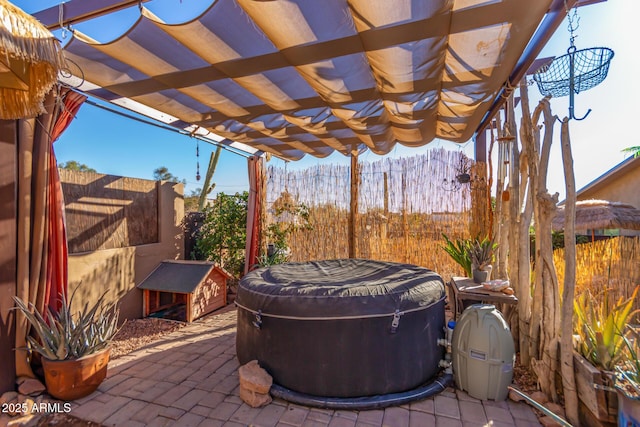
[68,306,542,427]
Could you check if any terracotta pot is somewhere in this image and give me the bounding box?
[41,347,110,401]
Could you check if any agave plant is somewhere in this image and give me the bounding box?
[467,236,498,271]
[13,289,120,360]
[441,233,473,277]
[573,285,639,371]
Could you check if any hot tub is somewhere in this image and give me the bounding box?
[236,258,446,398]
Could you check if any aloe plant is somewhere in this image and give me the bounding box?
[13,289,120,360]
[441,234,473,277]
[573,286,639,371]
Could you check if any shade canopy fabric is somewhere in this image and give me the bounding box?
[0,0,64,119]
[60,0,553,160]
[552,200,640,232]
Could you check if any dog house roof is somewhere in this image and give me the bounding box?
[137,260,232,294]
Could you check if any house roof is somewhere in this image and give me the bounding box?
[137,260,231,294]
[42,0,568,161]
[576,155,640,198]
[552,199,640,231]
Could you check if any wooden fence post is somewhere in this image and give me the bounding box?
[349,149,359,258]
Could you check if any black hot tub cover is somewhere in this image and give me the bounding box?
[238,258,445,318]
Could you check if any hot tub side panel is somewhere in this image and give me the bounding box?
[236,297,446,398]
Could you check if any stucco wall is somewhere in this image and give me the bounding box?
[578,159,640,208]
[68,181,185,321]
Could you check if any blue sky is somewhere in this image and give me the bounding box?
[16,0,640,200]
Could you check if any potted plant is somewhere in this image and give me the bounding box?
[573,286,639,426]
[615,326,640,425]
[13,289,120,400]
[467,236,497,283]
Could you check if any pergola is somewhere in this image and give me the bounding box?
[1,0,606,398]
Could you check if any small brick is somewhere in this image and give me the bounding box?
[103,399,148,426]
[255,403,287,427]
[229,402,263,424]
[279,406,309,426]
[434,415,462,427]
[209,402,241,422]
[458,400,487,424]
[435,395,461,419]
[355,410,383,425]
[131,403,165,423]
[409,410,436,427]
[174,412,205,427]
[159,406,186,420]
[410,397,435,414]
[172,389,210,411]
[382,407,410,427]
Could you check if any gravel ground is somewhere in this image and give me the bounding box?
[110,317,187,359]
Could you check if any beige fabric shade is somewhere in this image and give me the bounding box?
[0,0,64,119]
[552,200,640,232]
[60,0,553,160]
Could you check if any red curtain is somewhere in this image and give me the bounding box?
[45,89,87,311]
[244,156,264,274]
[14,87,85,379]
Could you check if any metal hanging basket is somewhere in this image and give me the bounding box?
[533,47,614,97]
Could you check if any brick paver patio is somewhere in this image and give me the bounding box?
[69,306,542,427]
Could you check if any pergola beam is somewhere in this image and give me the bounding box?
[33,0,151,31]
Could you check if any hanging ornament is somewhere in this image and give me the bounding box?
[532,1,613,121]
[195,140,201,181]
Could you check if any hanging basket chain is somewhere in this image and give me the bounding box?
[532,1,614,120]
[565,0,580,52]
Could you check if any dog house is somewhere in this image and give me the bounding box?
[137,260,230,322]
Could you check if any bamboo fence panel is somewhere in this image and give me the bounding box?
[60,170,158,253]
[554,236,640,314]
[265,149,475,281]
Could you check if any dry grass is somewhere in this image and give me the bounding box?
[554,236,640,315]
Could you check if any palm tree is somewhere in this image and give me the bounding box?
[622,146,640,158]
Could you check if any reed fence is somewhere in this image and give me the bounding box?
[60,170,159,253]
[265,149,475,281]
[554,236,640,315]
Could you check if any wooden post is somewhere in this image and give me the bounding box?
[560,118,579,425]
[348,149,359,258]
[475,128,487,164]
[401,172,409,262]
[383,172,389,215]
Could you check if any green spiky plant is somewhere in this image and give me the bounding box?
[441,234,473,277]
[616,327,640,397]
[13,289,120,361]
[467,236,498,271]
[573,285,639,371]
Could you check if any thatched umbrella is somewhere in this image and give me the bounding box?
[0,0,65,119]
[552,199,640,232]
